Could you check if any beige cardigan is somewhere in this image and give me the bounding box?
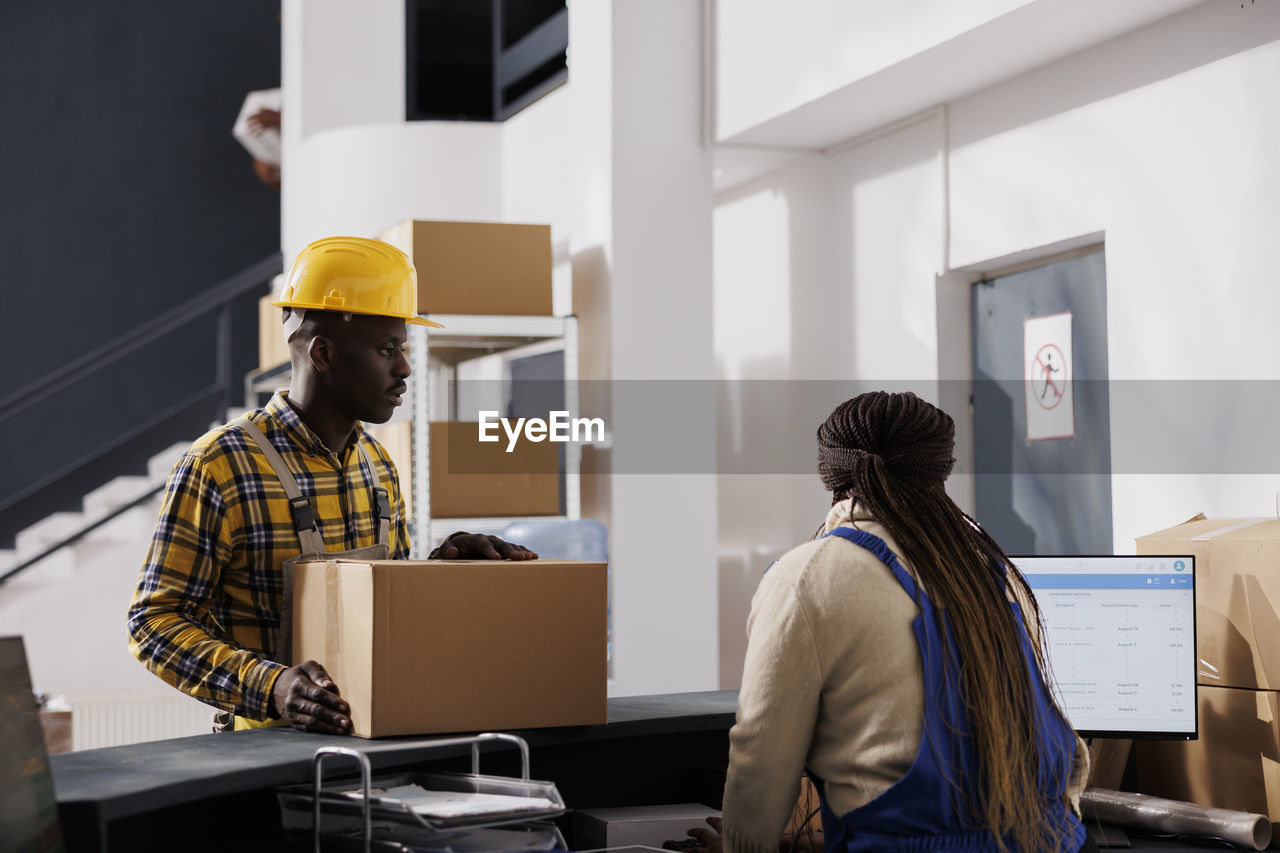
[721,500,1089,853]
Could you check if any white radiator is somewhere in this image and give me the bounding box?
[63,690,216,750]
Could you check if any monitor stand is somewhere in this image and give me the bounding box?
[1086,822,1131,848]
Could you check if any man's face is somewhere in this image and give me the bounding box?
[324,314,411,424]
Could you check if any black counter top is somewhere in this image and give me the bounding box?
[50,690,738,826]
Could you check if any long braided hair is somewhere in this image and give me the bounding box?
[816,391,1073,853]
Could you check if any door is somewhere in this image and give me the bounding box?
[971,250,1112,554]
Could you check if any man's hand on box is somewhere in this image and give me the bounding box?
[434,533,538,560]
[272,660,352,734]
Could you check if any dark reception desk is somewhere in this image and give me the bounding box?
[48,691,1234,853]
[50,691,738,852]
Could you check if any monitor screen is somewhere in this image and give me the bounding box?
[1012,555,1197,739]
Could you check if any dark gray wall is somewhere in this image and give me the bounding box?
[1,3,281,503]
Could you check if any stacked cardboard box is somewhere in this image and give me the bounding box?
[258,294,290,370]
[364,421,560,520]
[1134,516,1280,823]
[379,219,552,317]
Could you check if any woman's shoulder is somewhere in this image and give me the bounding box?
[768,524,904,591]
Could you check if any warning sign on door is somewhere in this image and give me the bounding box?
[1024,312,1074,441]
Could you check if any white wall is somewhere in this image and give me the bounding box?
[946,0,1280,548]
[712,0,1280,687]
[282,0,407,256]
[715,0,1031,139]
[712,0,1204,148]
[286,122,504,260]
[501,86,575,317]
[571,0,719,697]
[712,118,947,684]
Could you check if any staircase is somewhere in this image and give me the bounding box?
[0,255,281,747]
[0,440,221,749]
[0,254,281,574]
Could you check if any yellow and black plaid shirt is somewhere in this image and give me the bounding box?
[127,392,410,720]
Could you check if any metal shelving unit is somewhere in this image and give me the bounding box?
[409,314,580,558]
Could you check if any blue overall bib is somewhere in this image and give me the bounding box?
[814,527,1086,853]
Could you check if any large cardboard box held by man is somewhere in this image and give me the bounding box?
[292,558,607,738]
[379,219,552,317]
[1136,516,1280,690]
[1137,683,1280,824]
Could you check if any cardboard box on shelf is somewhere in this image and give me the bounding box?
[364,420,414,519]
[379,219,552,317]
[258,294,289,370]
[292,557,607,738]
[1136,683,1280,823]
[429,421,560,518]
[1136,516,1280,690]
[363,421,560,520]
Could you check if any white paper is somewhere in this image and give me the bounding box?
[232,88,282,165]
[370,784,555,818]
[1023,312,1074,441]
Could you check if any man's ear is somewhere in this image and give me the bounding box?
[307,335,334,373]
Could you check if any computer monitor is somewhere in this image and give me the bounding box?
[1012,555,1197,740]
[0,636,66,852]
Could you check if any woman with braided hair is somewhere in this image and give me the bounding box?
[693,391,1091,853]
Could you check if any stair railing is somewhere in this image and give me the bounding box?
[0,254,281,424]
[0,253,282,584]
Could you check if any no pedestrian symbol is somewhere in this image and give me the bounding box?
[1023,313,1074,440]
[1032,344,1067,410]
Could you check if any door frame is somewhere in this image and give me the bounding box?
[934,232,1105,516]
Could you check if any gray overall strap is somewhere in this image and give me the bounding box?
[233,416,328,557]
[234,417,392,552]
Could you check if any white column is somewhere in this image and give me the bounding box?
[571,0,719,696]
[280,0,506,260]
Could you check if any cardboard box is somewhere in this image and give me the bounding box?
[364,421,560,520]
[1136,683,1280,825]
[259,294,290,370]
[292,558,607,738]
[429,421,560,518]
[365,420,414,520]
[38,709,72,756]
[573,804,722,850]
[1136,516,1280,690]
[379,219,552,317]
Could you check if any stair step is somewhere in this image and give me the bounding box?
[147,441,193,481]
[83,476,152,516]
[13,512,88,553]
[4,408,256,579]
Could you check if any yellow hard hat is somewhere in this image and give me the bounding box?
[273,236,443,331]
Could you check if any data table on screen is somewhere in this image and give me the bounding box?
[1015,556,1196,737]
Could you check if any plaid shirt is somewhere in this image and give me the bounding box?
[127,393,410,720]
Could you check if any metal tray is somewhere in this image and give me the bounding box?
[283,819,566,852]
[276,733,567,853]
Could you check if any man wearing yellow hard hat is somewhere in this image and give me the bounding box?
[126,236,535,734]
